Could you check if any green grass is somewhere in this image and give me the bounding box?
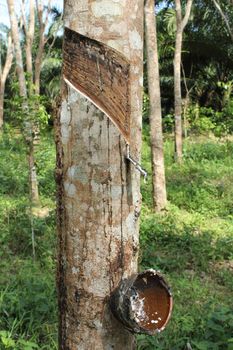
[139,133,233,350]
[0,129,57,350]
[0,127,233,349]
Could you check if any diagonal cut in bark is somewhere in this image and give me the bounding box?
[110,269,173,335]
[63,27,131,143]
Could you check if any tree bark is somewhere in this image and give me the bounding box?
[174,0,193,162]
[21,0,35,88]
[0,34,13,128]
[28,142,40,203]
[174,22,183,161]
[56,0,143,348]
[34,0,51,94]
[0,89,4,129]
[7,0,39,204]
[144,0,167,211]
[212,0,233,41]
[7,0,27,98]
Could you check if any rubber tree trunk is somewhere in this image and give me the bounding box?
[174,27,183,162]
[0,34,13,129]
[145,0,167,212]
[56,0,144,349]
[28,142,40,204]
[22,0,35,88]
[7,0,27,98]
[174,0,193,163]
[34,0,51,95]
[212,0,233,41]
[7,0,39,205]
[0,89,4,129]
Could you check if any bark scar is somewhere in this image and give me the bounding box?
[63,27,131,143]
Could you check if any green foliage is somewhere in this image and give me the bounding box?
[139,133,233,349]
[41,57,62,101]
[0,130,57,349]
[143,81,233,137]
[36,132,56,198]
[5,81,50,132]
[143,93,150,123]
[162,114,174,133]
[192,306,233,350]
[187,106,216,134]
[186,103,233,137]
[137,303,233,350]
[0,261,57,350]
[1,124,233,349]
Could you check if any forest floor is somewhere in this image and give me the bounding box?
[0,128,232,350]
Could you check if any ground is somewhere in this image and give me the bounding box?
[0,128,232,349]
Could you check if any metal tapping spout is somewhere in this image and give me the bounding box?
[110,269,173,335]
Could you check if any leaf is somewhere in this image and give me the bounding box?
[192,340,218,350]
[0,331,16,348]
[18,339,39,349]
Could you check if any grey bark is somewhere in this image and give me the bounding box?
[212,0,233,41]
[21,0,35,88]
[34,0,51,94]
[7,0,27,98]
[0,34,13,128]
[7,0,39,204]
[174,0,193,162]
[144,0,167,211]
[56,0,144,348]
[0,91,3,129]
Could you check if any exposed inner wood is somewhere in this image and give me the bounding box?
[63,27,131,143]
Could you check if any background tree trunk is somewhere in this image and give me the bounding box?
[212,0,233,41]
[28,143,40,204]
[21,0,35,88]
[0,34,13,129]
[56,0,143,348]
[34,0,51,94]
[145,0,167,211]
[7,0,39,204]
[174,20,183,162]
[7,0,27,98]
[0,89,4,129]
[174,0,193,162]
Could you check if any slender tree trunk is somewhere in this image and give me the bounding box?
[7,0,39,204]
[29,142,40,204]
[181,62,193,138]
[183,95,189,138]
[21,0,35,88]
[145,0,167,211]
[34,40,44,94]
[7,0,27,98]
[174,26,183,161]
[174,0,193,162]
[212,0,233,41]
[0,34,13,129]
[56,0,143,348]
[34,0,51,94]
[0,89,4,129]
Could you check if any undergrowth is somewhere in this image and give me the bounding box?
[139,133,233,350]
[0,127,232,349]
[0,128,57,350]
